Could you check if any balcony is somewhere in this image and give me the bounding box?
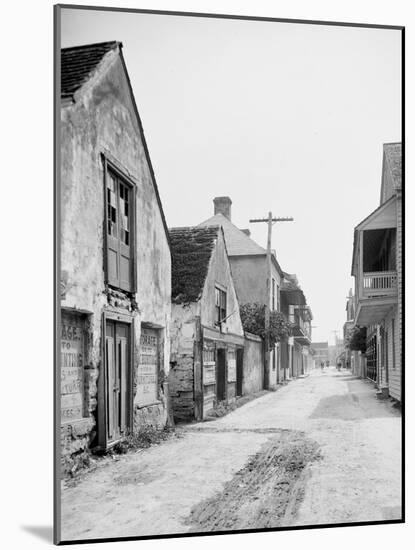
[362,271,397,298]
[352,219,398,326]
[291,314,311,346]
[355,270,397,325]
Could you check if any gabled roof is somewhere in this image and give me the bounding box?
[169,226,220,304]
[61,41,119,100]
[60,40,171,251]
[351,195,397,275]
[199,213,283,276]
[199,213,265,255]
[354,195,396,232]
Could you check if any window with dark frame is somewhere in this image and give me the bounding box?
[105,163,135,292]
[272,278,275,310]
[215,286,227,326]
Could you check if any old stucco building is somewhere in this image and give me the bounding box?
[60,41,171,472]
[199,197,283,388]
[168,226,245,421]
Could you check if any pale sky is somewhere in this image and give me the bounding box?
[60,7,402,344]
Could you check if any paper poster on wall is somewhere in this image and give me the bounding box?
[136,328,159,407]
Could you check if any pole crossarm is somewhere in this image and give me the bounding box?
[249,217,294,223]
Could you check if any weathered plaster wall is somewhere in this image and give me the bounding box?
[243,333,264,395]
[168,303,199,421]
[60,49,171,468]
[228,256,267,306]
[61,50,171,348]
[228,255,282,310]
[200,231,244,336]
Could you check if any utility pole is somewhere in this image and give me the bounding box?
[250,213,293,389]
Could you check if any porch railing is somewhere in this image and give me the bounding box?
[362,271,397,298]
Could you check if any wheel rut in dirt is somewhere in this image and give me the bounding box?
[186,429,322,532]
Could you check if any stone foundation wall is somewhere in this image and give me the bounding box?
[60,418,94,477]
[134,401,167,430]
[168,355,195,422]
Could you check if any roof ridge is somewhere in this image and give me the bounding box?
[169,225,219,232]
[199,213,266,251]
[61,41,121,100]
[61,40,120,53]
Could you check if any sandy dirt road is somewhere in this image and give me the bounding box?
[60,368,401,542]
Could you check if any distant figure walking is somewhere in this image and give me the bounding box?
[336,361,341,371]
[320,361,324,371]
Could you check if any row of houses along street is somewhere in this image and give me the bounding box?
[60,40,315,469]
[58,40,402,541]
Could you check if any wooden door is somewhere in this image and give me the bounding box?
[106,320,130,443]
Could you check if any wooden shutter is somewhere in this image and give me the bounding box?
[105,165,134,292]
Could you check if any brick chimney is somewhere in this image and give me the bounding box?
[241,229,251,237]
[213,196,232,220]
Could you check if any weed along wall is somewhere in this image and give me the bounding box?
[60,42,171,475]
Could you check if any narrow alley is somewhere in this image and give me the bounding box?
[61,368,401,541]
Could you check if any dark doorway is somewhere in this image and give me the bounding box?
[216,348,226,402]
[236,348,244,397]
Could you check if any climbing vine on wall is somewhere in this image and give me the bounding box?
[345,326,367,353]
[240,303,292,350]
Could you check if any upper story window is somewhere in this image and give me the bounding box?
[215,286,227,326]
[272,278,276,310]
[104,161,136,292]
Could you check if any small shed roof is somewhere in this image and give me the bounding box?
[169,226,220,304]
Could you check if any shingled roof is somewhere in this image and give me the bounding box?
[199,213,265,256]
[61,41,119,99]
[199,213,284,277]
[170,226,220,304]
[384,142,402,189]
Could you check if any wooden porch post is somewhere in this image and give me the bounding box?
[359,230,364,299]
